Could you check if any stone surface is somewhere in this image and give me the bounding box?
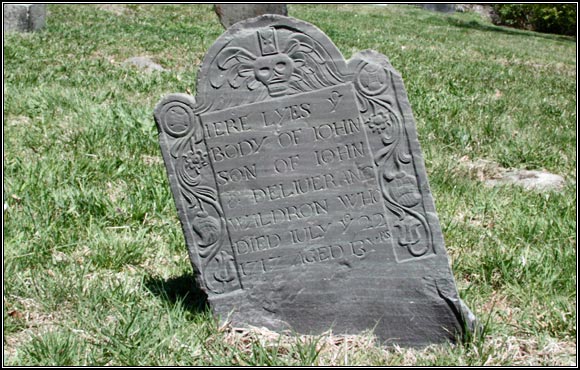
[486,170,566,192]
[123,56,165,73]
[458,156,566,192]
[154,15,473,347]
[417,4,456,13]
[214,4,287,28]
[4,4,46,33]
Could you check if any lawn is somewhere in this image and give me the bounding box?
[3,4,576,366]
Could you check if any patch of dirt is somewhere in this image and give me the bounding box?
[141,154,163,166]
[4,115,32,127]
[458,156,503,182]
[96,4,130,16]
[3,296,64,361]
[106,180,127,205]
[452,210,494,229]
[485,169,565,192]
[493,58,575,77]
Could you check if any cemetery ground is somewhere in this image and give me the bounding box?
[3,4,576,366]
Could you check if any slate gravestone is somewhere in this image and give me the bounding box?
[154,15,474,347]
[214,4,287,28]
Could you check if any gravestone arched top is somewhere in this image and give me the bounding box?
[196,15,352,112]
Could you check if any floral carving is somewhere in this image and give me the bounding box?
[154,95,241,294]
[353,60,435,261]
[183,149,209,177]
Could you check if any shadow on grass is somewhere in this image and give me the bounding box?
[446,18,576,43]
[144,274,209,315]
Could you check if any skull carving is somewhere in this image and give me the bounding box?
[254,54,294,97]
[210,26,341,101]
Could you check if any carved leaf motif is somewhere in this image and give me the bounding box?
[192,211,220,248]
[216,47,257,70]
[210,47,258,89]
[354,60,434,260]
[286,35,318,61]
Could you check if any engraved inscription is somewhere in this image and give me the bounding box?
[201,83,392,282]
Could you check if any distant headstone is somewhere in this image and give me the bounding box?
[418,4,456,13]
[154,15,475,347]
[3,4,46,33]
[214,4,287,28]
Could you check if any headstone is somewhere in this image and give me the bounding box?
[214,4,287,28]
[418,4,456,13]
[154,15,475,347]
[3,4,46,33]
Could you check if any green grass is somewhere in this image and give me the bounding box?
[3,4,576,366]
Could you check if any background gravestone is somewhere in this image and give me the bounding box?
[3,4,46,33]
[418,4,456,13]
[214,4,287,28]
[154,14,474,347]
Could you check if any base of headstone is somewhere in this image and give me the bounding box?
[3,4,46,33]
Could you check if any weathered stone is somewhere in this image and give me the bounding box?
[459,156,566,192]
[214,4,287,28]
[123,56,165,73]
[486,169,566,192]
[154,15,473,347]
[4,4,46,33]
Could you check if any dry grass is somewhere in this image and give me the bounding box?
[141,154,163,167]
[480,336,576,366]
[95,4,131,16]
[209,324,576,366]
[215,323,390,366]
[3,296,65,360]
